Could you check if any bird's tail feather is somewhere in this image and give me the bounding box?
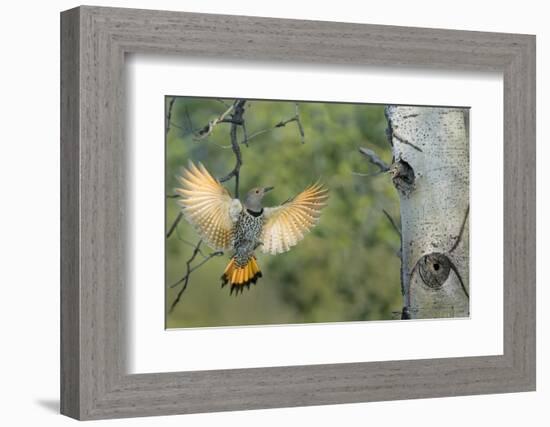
[221,256,262,295]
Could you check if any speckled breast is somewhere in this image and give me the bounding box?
[233,209,264,266]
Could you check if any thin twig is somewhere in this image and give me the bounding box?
[170,250,224,290]
[382,209,401,241]
[173,223,205,255]
[169,241,224,312]
[165,97,176,136]
[166,212,183,238]
[242,104,305,145]
[359,147,390,173]
[171,240,202,291]
[294,103,305,144]
[351,171,385,177]
[169,121,186,132]
[166,100,198,137]
[175,233,207,257]
[216,98,231,108]
[184,105,193,132]
[194,103,236,140]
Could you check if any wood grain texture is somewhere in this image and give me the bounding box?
[60,7,81,419]
[60,5,536,420]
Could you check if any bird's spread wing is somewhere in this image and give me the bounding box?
[261,183,329,255]
[176,161,242,251]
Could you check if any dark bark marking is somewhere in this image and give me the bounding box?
[392,132,423,152]
[417,252,451,289]
[410,252,469,299]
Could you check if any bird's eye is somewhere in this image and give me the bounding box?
[255,190,259,194]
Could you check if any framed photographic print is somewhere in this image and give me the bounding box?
[61,6,536,420]
[164,98,470,327]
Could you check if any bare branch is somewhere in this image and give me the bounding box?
[170,250,224,290]
[294,103,305,144]
[351,171,384,177]
[359,147,390,173]
[175,236,210,261]
[165,99,199,137]
[218,100,246,198]
[166,212,183,238]
[168,121,185,131]
[242,103,305,146]
[165,97,176,136]
[184,105,194,132]
[169,241,224,313]
[382,209,401,241]
[194,103,236,140]
[216,98,231,108]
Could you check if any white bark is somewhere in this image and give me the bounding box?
[386,106,469,319]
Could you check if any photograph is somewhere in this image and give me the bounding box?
[165,97,470,328]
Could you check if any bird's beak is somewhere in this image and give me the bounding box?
[264,186,274,193]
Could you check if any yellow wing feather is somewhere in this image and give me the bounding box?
[176,161,240,251]
[261,183,329,255]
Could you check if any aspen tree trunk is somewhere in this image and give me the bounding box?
[386,106,470,319]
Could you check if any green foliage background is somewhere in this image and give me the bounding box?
[166,97,402,328]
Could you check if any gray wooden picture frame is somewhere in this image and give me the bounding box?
[60,5,536,420]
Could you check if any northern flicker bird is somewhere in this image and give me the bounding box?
[176,161,329,294]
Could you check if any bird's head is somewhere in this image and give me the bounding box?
[244,186,274,212]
